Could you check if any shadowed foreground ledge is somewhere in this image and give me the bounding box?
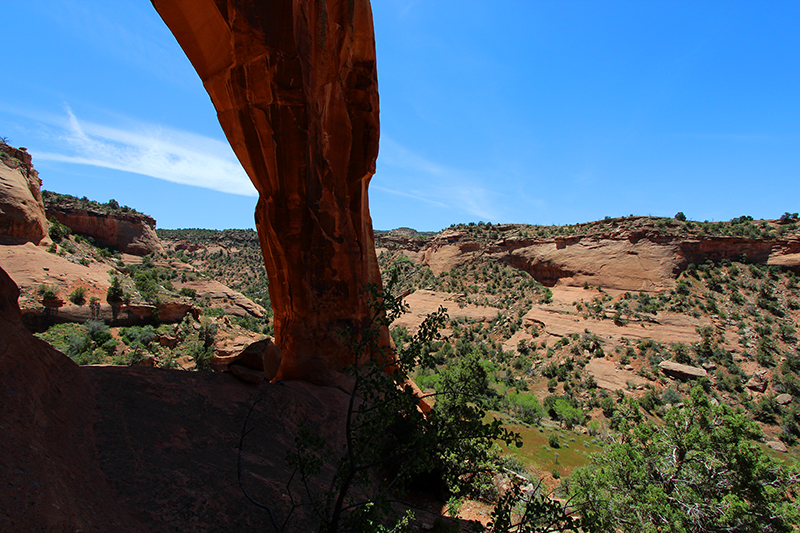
[0,262,349,531]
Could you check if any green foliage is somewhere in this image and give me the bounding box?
[68,286,87,305]
[37,284,59,301]
[119,325,156,351]
[47,218,71,242]
[544,397,585,429]
[133,271,159,302]
[507,391,544,425]
[487,481,596,532]
[35,321,114,365]
[179,287,197,298]
[568,387,800,532]
[107,276,125,303]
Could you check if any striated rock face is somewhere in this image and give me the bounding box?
[0,143,48,244]
[153,0,385,384]
[388,222,800,292]
[45,202,164,256]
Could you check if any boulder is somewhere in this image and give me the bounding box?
[0,143,47,244]
[658,360,708,381]
[153,0,387,385]
[767,440,788,453]
[775,393,793,406]
[745,376,769,393]
[225,338,283,383]
[230,363,264,384]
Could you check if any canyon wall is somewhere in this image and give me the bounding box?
[385,223,800,293]
[152,0,385,384]
[45,205,164,255]
[0,143,47,244]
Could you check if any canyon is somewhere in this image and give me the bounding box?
[1,0,798,529]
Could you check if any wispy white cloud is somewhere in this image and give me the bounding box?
[376,136,502,221]
[35,108,256,196]
[372,185,449,208]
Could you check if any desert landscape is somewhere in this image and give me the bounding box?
[2,1,799,532]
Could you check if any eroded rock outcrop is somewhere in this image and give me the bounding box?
[0,266,141,531]
[1,264,353,530]
[0,142,48,244]
[44,197,164,255]
[153,0,385,384]
[383,219,800,292]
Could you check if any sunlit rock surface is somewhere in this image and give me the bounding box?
[152,0,385,384]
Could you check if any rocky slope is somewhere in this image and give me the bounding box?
[0,140,47,244]
[43,191,164,255]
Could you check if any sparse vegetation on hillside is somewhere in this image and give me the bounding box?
[157,228,272,315]
[25,210,800,530]
[42,190,140,215]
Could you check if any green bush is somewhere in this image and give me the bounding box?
[179,287,197,298]
[548,433,560,448]
[47,218,71,242]
[120,325,156,351]
[569,387,800,532]
[106,276,124,303]
[68,287,87,305]
[37,284,59,301]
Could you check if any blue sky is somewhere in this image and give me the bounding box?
[1,1,798,231]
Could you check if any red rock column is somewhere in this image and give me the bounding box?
[152,0,385,384]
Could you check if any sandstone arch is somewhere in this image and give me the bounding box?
[151,0,386,384]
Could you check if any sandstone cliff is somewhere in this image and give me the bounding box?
[43,192,164,255]
[380,218,800,292]
[153,0,385,384]
[0,141,48,244]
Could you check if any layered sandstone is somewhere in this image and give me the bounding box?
[44,201,164,255]
[153,0,385,384]
[392,222,800,292]
[0,142,48,244]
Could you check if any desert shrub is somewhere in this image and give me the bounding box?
[37,284,59,301]
[179,287,197,298]
[107,276,124,303]
[507,391,544,424]
[569,387,800,532]
[68,287,87,305]
[47,218,71,242]
[120,325,156,351]
[133,272,159,303]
